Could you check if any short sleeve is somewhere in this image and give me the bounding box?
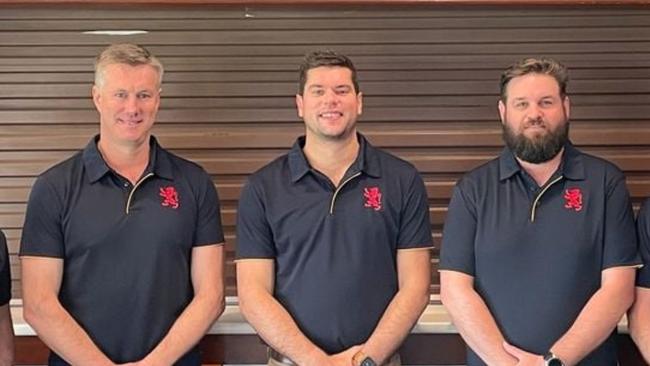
[20,176,65,258]
[193,171,224,247]
[0,231,11,305]
[236,178,275,259]
[439,183,477,276]
[396,171,433,249]
[602,174,640,270]
[636,198,650,287]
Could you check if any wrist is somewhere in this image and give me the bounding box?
[297,347,328,366]
[352,350,378,366]
[543,351,565,366]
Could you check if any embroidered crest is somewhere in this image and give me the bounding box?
[159,186,180,209]
[563,188,583,212]
[363,186,382,211]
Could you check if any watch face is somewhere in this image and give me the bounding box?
[548,358,564,366]
[361,357,377,366]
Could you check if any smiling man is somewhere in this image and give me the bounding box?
[236,50,433,366]
[439,58,640,366]
[20,43,225,366]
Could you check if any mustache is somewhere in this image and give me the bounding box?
[524,117,545,127]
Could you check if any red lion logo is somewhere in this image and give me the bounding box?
[159,186,180,209]
[363,187,382,211]
[563,188,583,212]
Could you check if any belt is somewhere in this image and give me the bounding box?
[268,348,297,365]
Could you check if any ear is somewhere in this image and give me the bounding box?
[498,99,506,125]
[92,85,102,112]
[356,92,363,115]
[563,95,571,120]
[296,94,305,118]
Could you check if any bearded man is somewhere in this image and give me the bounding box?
[439,57,640,366]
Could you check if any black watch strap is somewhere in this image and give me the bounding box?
[543,352,565,366]
[360,357,377,366]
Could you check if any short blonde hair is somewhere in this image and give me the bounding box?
[94,43,163,88]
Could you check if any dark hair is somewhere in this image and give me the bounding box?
[500,57,568,101]
[298,50,359,95]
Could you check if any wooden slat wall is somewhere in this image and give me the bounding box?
[2,4,650,300]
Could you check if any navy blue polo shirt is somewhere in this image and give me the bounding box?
[636,198,650,287]
[236,133,433,354]
[440,142,639,366]
[20,136,224,365]
[0,230,10,306]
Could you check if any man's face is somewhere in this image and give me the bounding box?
[92,63,160,148]
[498,73,570,164]
[296,66,363,142]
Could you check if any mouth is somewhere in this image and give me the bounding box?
[319,111,343,120]
[117,118,143,126]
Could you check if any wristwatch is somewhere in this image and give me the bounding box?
[543,352,565,366]
[352,351,377,366]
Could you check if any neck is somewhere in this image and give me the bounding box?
[517,148,564,187]
[303,132,360,187]
[97,137,151,184]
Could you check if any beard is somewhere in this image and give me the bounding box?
[502,117,570,164]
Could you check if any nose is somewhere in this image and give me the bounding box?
[526,104,543,122]
[323,89,339,106]
[124,95,140,116]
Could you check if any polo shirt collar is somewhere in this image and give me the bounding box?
[499,140,585,182]
[287,133,382,183]
[82,135,174,183]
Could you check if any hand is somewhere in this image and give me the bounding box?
[329,345,363,366]
[503,341,545,366]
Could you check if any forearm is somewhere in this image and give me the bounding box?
[144,291,224,365]
[442,287,517,365]
[361,285,429,364]
[23,297,113,366]
[551,281,634,365]
[240,288,328,366]
[629,288,650,363]
[0,305,13,366]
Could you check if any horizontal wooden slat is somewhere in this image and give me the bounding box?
[2,94,650,111]
[2,27,650,46]
[4,13,650,31]
[2,122,650,151]
[2,78,649,99]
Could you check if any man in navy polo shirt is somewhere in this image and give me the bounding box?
[236,50,433,366]
[19,43,225,365]
[0,230,14,366]
[440,57,640,366]
[629,201,650,362]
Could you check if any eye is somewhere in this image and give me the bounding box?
[137,92,152,100]
[540,99,554,107]
[114,92,127,99]
[335,88,351,96]
[514,101,528,109]
[311,89,325,96]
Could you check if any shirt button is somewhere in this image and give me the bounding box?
[123,182,129,188]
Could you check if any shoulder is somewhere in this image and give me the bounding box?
[578,150,625,178]
[37,151,84,183]
[246,152,291,187]
[160,148,212,182]
[31,151,85,199]
[456,156,501,192]
[367,147,424,188]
